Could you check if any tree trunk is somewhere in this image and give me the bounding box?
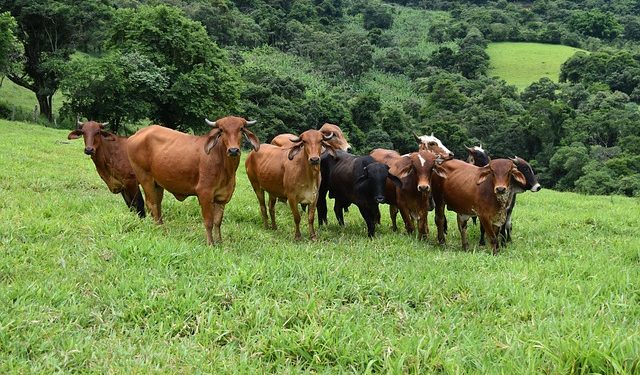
[36,94,53,122]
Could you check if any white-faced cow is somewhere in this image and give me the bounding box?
[68,120,145,218]
[246,130,336,240]
[127,116,260,244]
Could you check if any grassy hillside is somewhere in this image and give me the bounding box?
[0,79,63,117]
[1,120,639,373]
[487,42,585,90]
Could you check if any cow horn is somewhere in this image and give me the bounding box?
[464,144,473,151]
[510,156,520,164]
[76,116,83,129]
[101,121,109,127]
[246,120,257,127]
[323,132,334,141]
[289,136,301,143]
[205,118,218,128]
[411,130,420,142]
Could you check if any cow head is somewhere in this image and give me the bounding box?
[511,156,541,192]
[356,162,402,203]
[67,120,115,156]
[204,116,260,157]
[319,123,351,153]
[392,151,440,193]
[465,144,490,167]
[477,159,526,196]
[412,131,454,158]
[288,129,336,165]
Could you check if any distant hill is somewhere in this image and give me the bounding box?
[486,42,585,90]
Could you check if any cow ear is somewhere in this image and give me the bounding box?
[288,142,304,160]
[100,131,116,141]
[67,130,83,140]
[243,128,261,151]
[476,166,492,185]
[433,165,447,179]
[392,158,413,179]
[511,169,527,186]
[388,173,403,188]
[322,141,336,158]
[204,129,222,154]
[355,167,368,185]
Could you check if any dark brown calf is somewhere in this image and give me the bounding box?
[431,159,526,254]
[68,121,145,218]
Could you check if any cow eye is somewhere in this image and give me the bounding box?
[428,142,437,146]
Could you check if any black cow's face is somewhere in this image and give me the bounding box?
[513,157,541,192]
[466,145,490,167]
[356,162,401,203]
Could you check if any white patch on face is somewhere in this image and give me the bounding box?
[419,135,453,155]
[418,153,426,167]
[531,183,541,192]
[473,145,485,153]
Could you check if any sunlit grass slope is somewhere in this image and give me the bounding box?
[1,120,639,373]
[0,79,63,115]
[487,42,585,90]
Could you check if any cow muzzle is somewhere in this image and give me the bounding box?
[531,183,541,192]
[227,148,240,157]
[84,147,95,156]
[309,156,320,165]
[495,186,507,194]
[375,195,386,203]
[418,184,430,192]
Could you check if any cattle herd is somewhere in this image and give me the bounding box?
[68,116,541,254]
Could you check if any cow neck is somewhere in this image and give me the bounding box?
[302,156,321,188]
[211,141,240,178]
[91,137,120,173]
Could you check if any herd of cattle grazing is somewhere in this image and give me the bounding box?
[68,116,540,254]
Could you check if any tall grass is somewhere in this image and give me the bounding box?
[1,120,639,372]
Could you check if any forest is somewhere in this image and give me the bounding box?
[1,0,640,196]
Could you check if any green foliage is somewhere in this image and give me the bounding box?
[568,10,623,40]
[60,52,168,131]
[106,5,238,129]
[0,12,20,78]
[361,1,394,30]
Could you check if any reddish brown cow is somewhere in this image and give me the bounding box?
[271,123,351,152]
[68,120,145,218]
[246,130,336,240]
[372,149,440,239]
[127,116,260,244]
[431,159,526,254]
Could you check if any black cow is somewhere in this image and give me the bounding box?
[500,156,541,242]
[318,151,401,237]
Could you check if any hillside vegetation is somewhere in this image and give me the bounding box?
[487,42,585,90]
[1,120,639,372]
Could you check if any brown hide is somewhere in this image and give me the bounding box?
[68,121,144,217]
[127,116,259,244]
[270,123,351,151]
[247,129,335,240]
[372,149,438,239]
[431,159,526,254]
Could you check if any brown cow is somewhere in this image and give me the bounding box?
[372,149,440,240]
[68,120,145,218]
[127,116,260,244]
[431,159,526,254]
[271,123,351,152]
[246,130,336,240]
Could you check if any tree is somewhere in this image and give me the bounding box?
[0,12,20,82]
[60,51,168,132]
[362,2,393,30]
[106,5,238,129]
[568,10,623,40]
[3,0,111,121]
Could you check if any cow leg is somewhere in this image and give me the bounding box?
[317,188,328,225]
[374,206,381,225]
[398,204,415,235]
[307,202,317,241]
[479,217,499,255]
[479,221,486,246]
[197,195,215,245]
[123,183,146,218]
[334,200,345,226]
[358,205,376,238]
[211,203,225,244]
[457,214,470,251]
[389,205,398,232]
[146,182,164,224]
[417,211,428,240]
[268,194,278,230]
[288,198,302,240]
[435,202,446,245]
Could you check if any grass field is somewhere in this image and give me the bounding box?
[1,120,639,373]
[0,79,63,118]
[487,42,585,91]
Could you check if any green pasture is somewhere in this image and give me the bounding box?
[0,79,63,117]
[1,120,639,373]
[487,42,584,91]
